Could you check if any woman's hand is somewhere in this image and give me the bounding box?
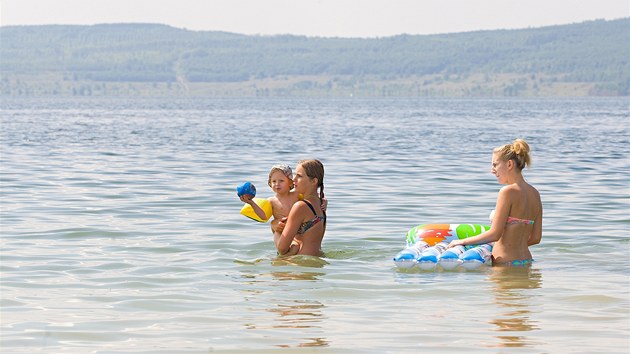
[447,239,465,249]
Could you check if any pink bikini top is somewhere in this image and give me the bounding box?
[490,210,535,225]
[505,216,535,225]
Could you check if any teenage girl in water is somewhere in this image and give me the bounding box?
[447,139,542,266]
[275,159,326,257]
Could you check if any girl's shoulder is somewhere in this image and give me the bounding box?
[499,184,519,194]
[498,184,522,202]
[508,182,540,198]
[527,183,541,198]
[499,183,540,205]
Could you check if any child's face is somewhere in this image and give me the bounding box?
[269,170,292,194]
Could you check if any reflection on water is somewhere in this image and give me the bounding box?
[270,271,325,281]
[269,299,329,348]
[489,266,543,348]
[271,255,330,268]
[268,261,330,347]
[2,97,628,352]
[237,261,329,348]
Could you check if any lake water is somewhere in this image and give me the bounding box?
[1,97,629,353]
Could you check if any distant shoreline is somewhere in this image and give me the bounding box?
[1,73,622,98]
[2,19,628,97]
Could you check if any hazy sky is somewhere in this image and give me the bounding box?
[1,0,627,37]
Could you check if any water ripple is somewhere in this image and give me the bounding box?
[1,97,629,353]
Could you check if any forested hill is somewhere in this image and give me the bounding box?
[1,18,628,97]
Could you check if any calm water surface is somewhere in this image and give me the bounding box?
[1,97,629,353]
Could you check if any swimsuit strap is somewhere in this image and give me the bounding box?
[296,200,326,235]
[302,200,318,216]
[303,199,326,223]
[491,209,534,225]
[506,216,535,225]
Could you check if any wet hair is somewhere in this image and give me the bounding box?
[493,138,531,170]
[297,159,325,201]
[268,164,293,188]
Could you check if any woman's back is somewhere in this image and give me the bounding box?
[293,199,325,256]
[493,181,542,264]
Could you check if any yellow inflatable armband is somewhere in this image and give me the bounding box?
[240,197,273,223]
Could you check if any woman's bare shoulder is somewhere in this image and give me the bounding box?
[498,184,520,197]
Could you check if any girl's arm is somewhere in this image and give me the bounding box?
[321,197,328,212]
[274,219,300,256]
[448,188,510,248]
[321,198,327,233]
[276,203,305,255]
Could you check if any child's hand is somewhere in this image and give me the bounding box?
[321,197,328,212]
[276,217,288,233]
[239,194,255,203]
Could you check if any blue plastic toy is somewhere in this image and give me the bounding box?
[236,182,256,197]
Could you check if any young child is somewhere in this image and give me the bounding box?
[239,164,301,251]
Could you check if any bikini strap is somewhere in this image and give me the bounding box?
[302,200,317,216]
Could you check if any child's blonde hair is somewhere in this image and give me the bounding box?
[268,164,294,188]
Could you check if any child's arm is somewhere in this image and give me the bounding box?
[239,195,269,221]
[321,197,328,212]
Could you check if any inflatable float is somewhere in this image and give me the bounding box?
[240,198,273,223]
[237,182,273,223]
[393,223,493,270]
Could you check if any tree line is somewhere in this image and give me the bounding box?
[1,18,628,95]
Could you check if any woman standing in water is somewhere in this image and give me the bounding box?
[276,159,326,257]
[448,139,542,266]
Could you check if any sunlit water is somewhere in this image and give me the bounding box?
[1,97,628,353]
